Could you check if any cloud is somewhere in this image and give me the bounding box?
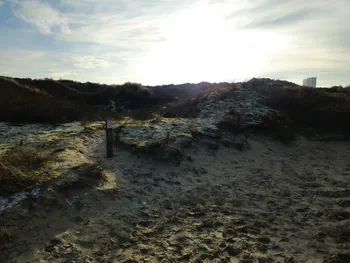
[56,14,166,49]
[236,8,326,29]
[72,56,110,69]
[12,0,71,34]
[0,1,4,8]
[11,0,172,49]
[217,0,350,86]
[226,0,330,29]
[4,0,350,86]
[59,0,198,15]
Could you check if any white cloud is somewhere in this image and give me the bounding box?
[12,0,71,34]
[5,0,350,86]
[0,1,4,8]
[72,56,110,69]
[59,0,199,15]
[11,0,209,51]
[55,14,165,50]
[215,0,350,86]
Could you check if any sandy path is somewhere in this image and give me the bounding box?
[2,133,350,263]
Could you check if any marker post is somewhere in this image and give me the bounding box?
[106,120,113,158]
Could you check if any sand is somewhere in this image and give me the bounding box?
[1,131,350,263]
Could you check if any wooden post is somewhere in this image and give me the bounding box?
[106,120,113,158]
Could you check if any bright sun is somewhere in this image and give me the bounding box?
[139,0,288,85]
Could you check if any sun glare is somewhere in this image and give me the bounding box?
[139,0,288,85]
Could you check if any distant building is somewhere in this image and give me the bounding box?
[303,77,317,88]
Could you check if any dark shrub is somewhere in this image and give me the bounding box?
[0,78,105,123]
[247,80,350,136]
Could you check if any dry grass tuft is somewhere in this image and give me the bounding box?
[0,146,57,196]
[83,163,107,181]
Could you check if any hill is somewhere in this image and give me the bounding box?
[0,77,231,123]
[0,77,98,123]
[2,76,350,262]
[1,76,350,137]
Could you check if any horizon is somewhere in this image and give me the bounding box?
[0,74,300,86]
[3,74,346,89]
[0,0,349,87]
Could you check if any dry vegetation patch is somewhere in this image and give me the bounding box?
[0,146,57,196]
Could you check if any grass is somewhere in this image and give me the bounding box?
[0,145,58,196]
[0,143,107,197]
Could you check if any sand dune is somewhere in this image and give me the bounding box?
[1,129,350,263]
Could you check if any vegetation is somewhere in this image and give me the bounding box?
[161,84,234,118]
[1,75,349,139]
[0,77,234,123]
[60,163,107,189]
[245,79,350,136]
[0,145,56,196]
[0,143,108,197]
[0,77,105,123]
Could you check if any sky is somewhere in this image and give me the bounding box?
[0,0,349,87]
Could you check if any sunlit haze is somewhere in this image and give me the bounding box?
[0,0,349,86]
